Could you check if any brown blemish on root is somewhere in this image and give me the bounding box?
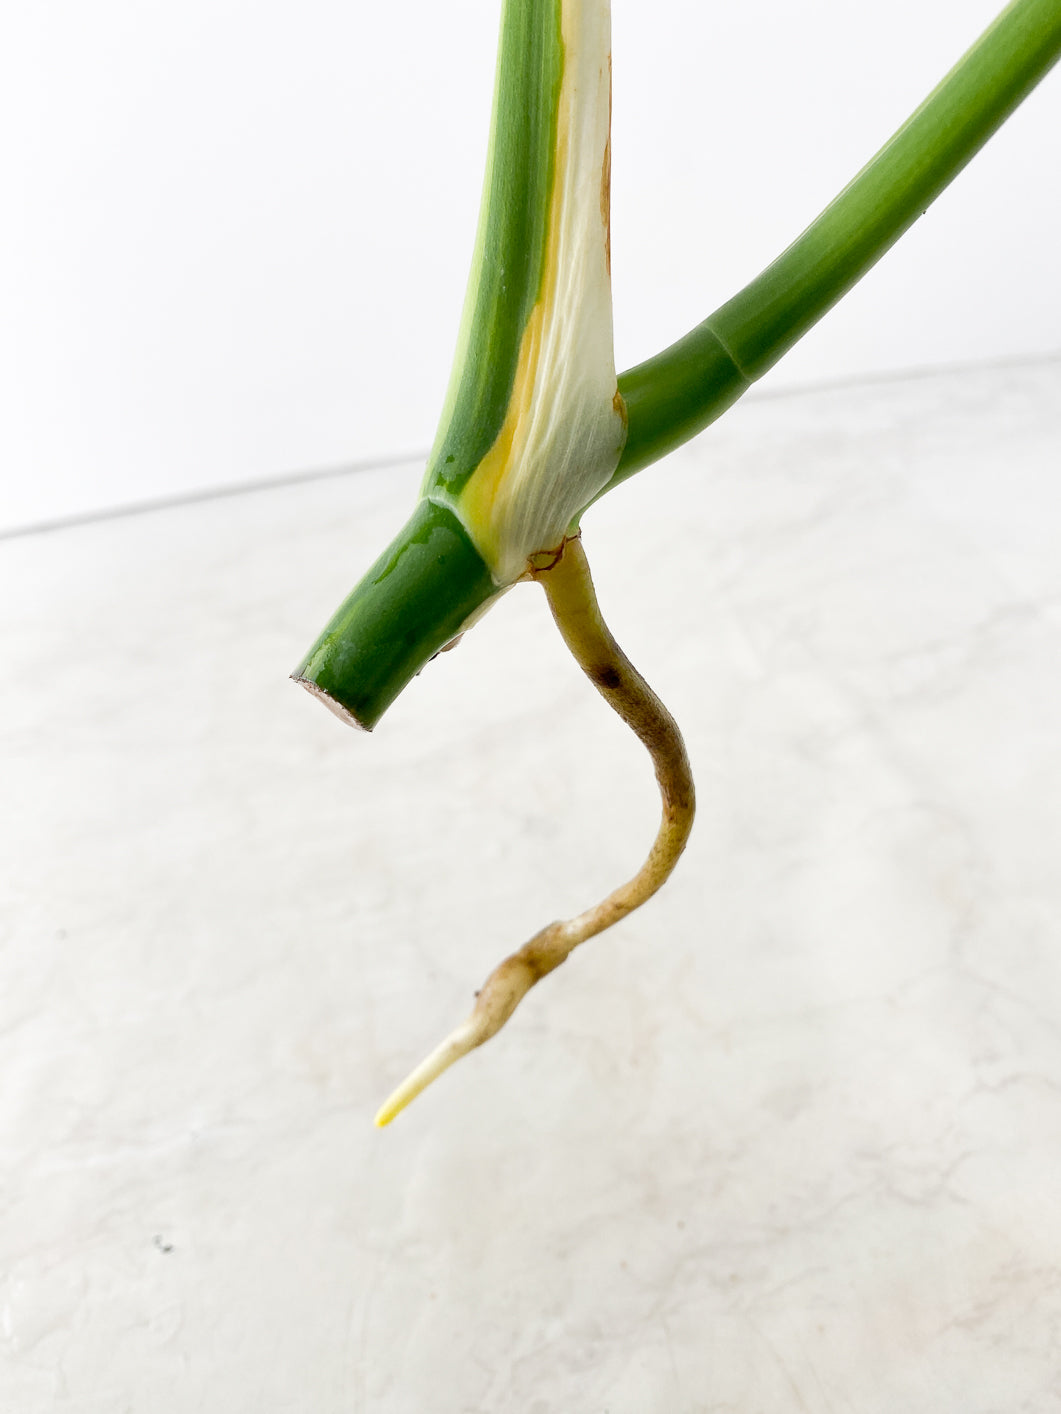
[590,663,622,690]
[527,541,567,574]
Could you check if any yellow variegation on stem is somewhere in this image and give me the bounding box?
[294,0,623,730]
[437,0,626,585]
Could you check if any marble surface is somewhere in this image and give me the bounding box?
[2,357,1061,1412]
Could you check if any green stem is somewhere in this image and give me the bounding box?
[293,499,498,730]
[610,0,1061,486]
[296,0,1061,727]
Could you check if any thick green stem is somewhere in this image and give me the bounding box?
[609,0,1061,486]
[293,499,498,730]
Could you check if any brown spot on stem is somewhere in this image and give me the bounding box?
[590,664,622,690]
[527,537,572,575]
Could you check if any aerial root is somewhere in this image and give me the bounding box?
[374,533,694,1126]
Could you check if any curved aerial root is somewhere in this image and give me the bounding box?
[374,533,695,1126]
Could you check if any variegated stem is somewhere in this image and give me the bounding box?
[295,0,622,729]
[297,0,1060,733]
[374,534,694,1125]
[425,0,624,585]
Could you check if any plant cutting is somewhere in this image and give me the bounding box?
[293,0,1061,1124]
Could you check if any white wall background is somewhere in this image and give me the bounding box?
[3,0,1059,532]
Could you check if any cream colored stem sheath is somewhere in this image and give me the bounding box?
[374,535,695,1126]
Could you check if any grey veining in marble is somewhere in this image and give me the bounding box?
[2,359,1060,1411]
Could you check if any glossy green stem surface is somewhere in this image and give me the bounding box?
[424,0,562,503]
[293,499,498,730]
[608,0,1061,487]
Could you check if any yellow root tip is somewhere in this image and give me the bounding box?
[373,1018,480,1127]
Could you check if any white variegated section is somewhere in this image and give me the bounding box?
[460,0,625,585]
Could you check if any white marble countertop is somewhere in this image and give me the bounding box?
[2,357,1060,1412]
